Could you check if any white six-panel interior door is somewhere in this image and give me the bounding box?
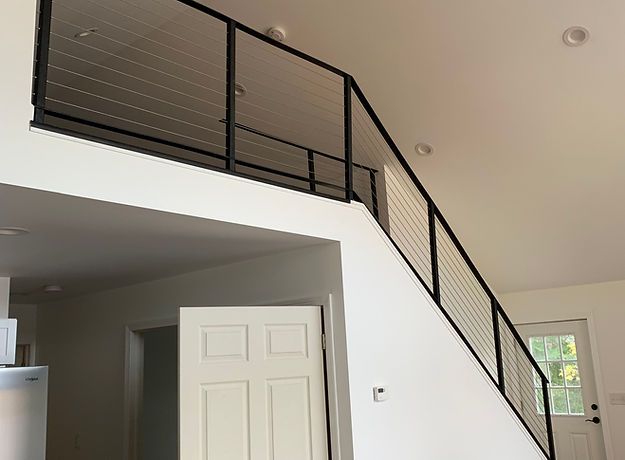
[179,306,330,460]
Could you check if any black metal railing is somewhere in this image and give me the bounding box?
[30,0,555,456]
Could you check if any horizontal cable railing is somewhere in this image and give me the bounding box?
[30,0,555,457]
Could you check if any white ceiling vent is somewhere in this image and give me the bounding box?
[563,26,590,47]
[415,143,434,156]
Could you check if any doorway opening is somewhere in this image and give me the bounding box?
[124,320,178,460]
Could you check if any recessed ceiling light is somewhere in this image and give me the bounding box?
[563,26,589,47]
[415,143,434,156]
[43,285,63,293]
[234,82,247,97]
[74,27,98,38]
[0,227,30,236]
[266,27,286,42]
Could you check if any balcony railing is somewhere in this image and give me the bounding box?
[30,0,555,457]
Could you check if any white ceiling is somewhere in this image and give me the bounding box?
[201,0,625,293]
[1,184,323,303]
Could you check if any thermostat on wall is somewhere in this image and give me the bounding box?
[373,386,388,402]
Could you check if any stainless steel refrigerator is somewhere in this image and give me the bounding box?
[0,366,48,459]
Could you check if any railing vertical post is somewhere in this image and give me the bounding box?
[428,200,441,303]
[492,299,505,394]
[369,170,379,220]
[542,376,556,459]
[33,0,53,123]
[307,150,317,192]
[225,19,237,171]
[343,75,353,201]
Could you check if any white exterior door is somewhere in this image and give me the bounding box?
[517,320,606,460]
[179,306,329,460]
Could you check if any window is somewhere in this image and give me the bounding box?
[529,334,584,416]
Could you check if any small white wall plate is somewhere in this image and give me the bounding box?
[373,385,389,402]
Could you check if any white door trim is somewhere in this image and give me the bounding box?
[123,317,178,460]
[516,313,614,460]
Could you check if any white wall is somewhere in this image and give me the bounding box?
[3,2,545,459]
[502,281,625,460]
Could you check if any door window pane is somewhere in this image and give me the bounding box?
[564,362,581,387]
[529,333,585,416]
[530,337,546,361]
[568,388,584,415]
[561,334,577,360]
[551,389,568,414]
[545,336,562,361]
[548,362,564,387]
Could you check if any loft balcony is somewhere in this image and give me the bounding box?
[30,0,555,457]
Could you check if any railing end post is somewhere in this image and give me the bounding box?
[492,298,505,394]
[225,19,237,172]
[428,200,441,303]
[343,75,353,202]
[542,376,556,459]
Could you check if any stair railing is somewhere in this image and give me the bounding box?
[30,0,555,456]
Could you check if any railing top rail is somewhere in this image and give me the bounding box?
[175,0,348,78]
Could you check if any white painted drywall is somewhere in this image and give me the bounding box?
[502,281,625,460]
[4,2,545,459]
[0,278,10,319]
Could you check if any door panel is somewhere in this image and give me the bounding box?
[266,377,313,460]
[570,433,591,460]
[517,320,606,460]
[180,306,328,460]
[202,381,250,460]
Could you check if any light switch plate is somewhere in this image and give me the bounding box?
[373,386,388,402]
[0,319,17,365]
[609,393,625,405]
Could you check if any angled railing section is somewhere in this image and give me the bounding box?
[30,0,555,457]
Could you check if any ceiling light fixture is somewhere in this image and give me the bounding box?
[266,27,286,42]
[0,227,30,236]
[234,82,247,97]
[563,26,589,47]
[74,27,98,38]
[415,143,434,156]
[43,285,63,293]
